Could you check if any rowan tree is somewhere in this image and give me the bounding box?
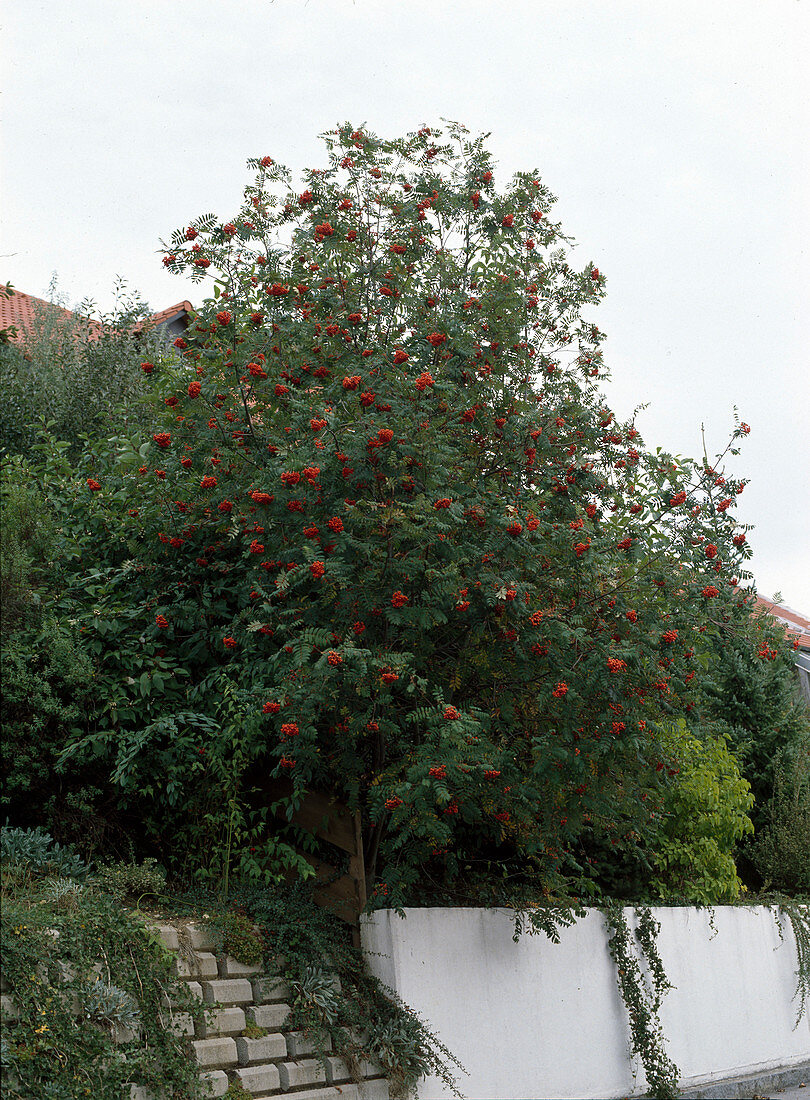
[56,123,758,903]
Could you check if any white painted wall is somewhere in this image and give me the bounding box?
[360,906,810,1100]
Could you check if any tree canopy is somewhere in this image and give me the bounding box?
[5,123,797,906]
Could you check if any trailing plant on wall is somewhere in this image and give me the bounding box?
[771,900,810,1026]
[604,902,679,1100]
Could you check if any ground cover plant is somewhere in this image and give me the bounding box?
[0,836,206,1100]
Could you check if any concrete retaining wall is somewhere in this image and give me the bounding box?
[360,905,810,1100]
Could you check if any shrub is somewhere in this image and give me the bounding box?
[749,736,810,894]
[0,454,55,631]
[92,858,167,901]
[700,601,808,827]
[211,908,264,965]
[0,629,98,831]
[649,720,754,903]
[0,278,161,459]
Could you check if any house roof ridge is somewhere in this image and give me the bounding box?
[1,285,193,344]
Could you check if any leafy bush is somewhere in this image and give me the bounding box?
[0,278,161,459]
[92,858,166,901]
[649,721,754,903]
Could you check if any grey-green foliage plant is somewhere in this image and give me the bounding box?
[0,825,89,880]
[46,877,85,910]
[289,964,341,1025]
[81,979,141,1032]
[363,998,465,1100]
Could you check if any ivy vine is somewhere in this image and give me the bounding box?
[603,902,680,1100]
[771,899,810,1027]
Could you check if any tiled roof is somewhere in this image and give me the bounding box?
[0,287,193,344]
[133,300,194,332]
[0,287,103,342]
[753,594,810,652]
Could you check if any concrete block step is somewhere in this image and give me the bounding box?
[324,1054,385,1084]
[278,1088,359,1100]
[350,1080,389,1100]
[173,951,218,980]
[201,1068,229,1097]
[196,1005,246,1037]
[286,1030,332,1058]
[201,978,254,1005]
[185,923,217,951]
[231,1062,281,1095]
[278,1057,328,1091]
[252,975,292,1003]
[236,1032,288,1065]
[129,1087,155,1100]
[164,978,203,1002]
[165,1010,195,1037]
[247,1002,291,1030]
[218,954,264,979]
[191,1036,239,1070]
[151,924,180,951]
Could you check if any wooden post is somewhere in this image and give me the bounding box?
[266,779,366,944]
[349,808,366,950]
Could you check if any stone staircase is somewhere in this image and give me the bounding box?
[142,922,391,1100]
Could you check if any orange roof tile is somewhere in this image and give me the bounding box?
[133,300,194,332]
[0,286,193,344]
[752,594,810,652]
[0,287,102,342]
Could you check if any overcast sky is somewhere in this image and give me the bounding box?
[3,0,809,609]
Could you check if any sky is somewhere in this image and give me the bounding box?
[2,0,809,609]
